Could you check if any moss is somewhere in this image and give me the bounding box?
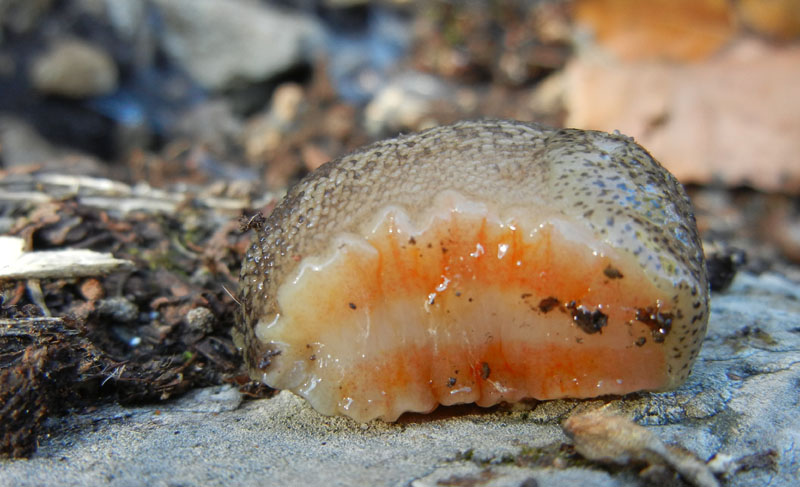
[144,247,189,277]
[725,325,779,351]
[455,448,475,462]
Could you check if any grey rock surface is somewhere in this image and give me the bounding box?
[1,271,798,486]
[151,0,322,90]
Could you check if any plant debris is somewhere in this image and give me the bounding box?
[562,409,720,487]
[0,175,276,458]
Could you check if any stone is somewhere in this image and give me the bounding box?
[243,83,305,163]
[185,307,215,335]
[0,117,62,168]
[78,278,105,301]
[0,0,53,35]
[737,0,800,40]
[173,99,242,154]
[95,297,139,324]
[30,39,118,98]
[565,38,800,192]
[363,71,450,135]
[150,0,322,90]
[573,0,736,62]
[101,0,147,40]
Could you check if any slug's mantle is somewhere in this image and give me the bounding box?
[235,119,709,422]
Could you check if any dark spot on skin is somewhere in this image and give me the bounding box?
[481,362,491,380]
[570,306,608,334]
[538,297,559,313]
[603,265,624,279]
[409,236,416,245]
[258,348,282,370]
[427,243,432,249]
[635,337,646,347]
[636,307,674,343]
[441,246,448,254]
[349,302,357,310]
[447,377,456,387]
[455,291,462,297]
[521,293,532,299]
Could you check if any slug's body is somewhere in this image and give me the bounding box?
[236,120,709,422]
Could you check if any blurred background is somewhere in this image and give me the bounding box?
[0,0,796,181]
[3,0,799,266]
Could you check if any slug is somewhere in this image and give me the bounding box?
[235,119,709,422]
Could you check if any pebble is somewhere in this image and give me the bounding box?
[95,297,139,324]
[186,306,215,334]
[30,39,118,98]
[150,0,321,90]
[79,278,105,301]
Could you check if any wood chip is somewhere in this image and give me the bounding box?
[0,247,134,281]
[563,409,720,487]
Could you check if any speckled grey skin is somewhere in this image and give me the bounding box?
[236,119,709,393]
